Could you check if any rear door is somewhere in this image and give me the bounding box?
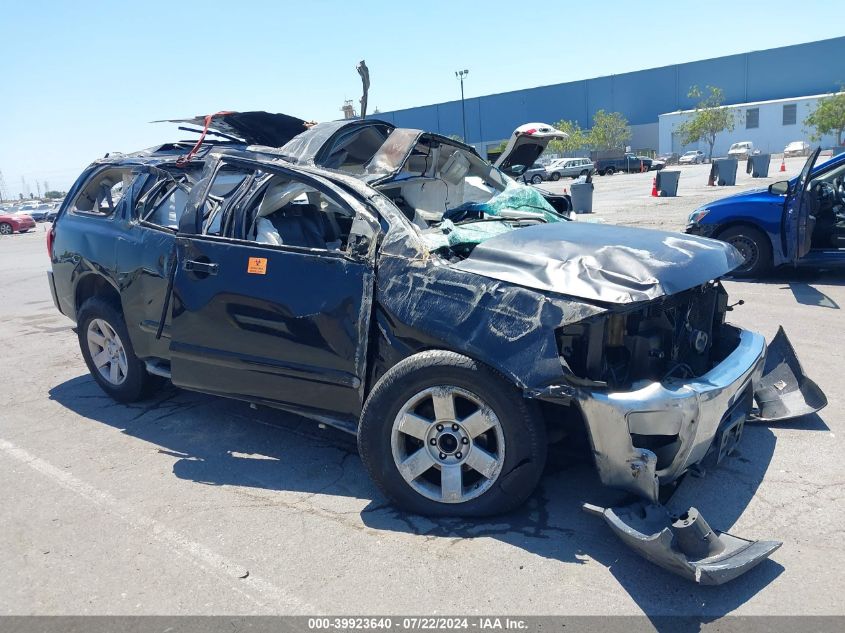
[784,147,821,264]
[168,158,378,421]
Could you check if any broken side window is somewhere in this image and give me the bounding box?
[239,174,356,252]
[199,164,253,237]
[136,168,201,230]
[71,167,137,217]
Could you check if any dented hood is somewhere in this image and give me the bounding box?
[453,222,744,303]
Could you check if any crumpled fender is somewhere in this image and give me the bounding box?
[583,501,781,585]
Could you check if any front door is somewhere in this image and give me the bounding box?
[784,147,821,264]
[169,159,376,422]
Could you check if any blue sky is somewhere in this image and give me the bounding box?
[1,0,844,197]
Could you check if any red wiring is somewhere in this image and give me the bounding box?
[176,110,233,167]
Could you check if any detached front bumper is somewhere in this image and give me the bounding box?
[576,327,765,502]
[571,326,826,584]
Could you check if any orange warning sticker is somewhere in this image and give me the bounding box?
[247,257,268,275]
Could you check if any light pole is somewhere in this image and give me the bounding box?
[455,69,469,142]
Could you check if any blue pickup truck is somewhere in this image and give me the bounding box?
[686,148,845,276]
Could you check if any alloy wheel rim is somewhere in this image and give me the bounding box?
[87,319,128,385]
[0,224,11,235]
[390,386,505,504]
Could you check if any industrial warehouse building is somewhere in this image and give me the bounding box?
[375,37,845,157]
[659,93,844,156]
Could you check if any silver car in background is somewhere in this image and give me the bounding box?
[679,150,705,164]
[545,157,595,180]
[784,140,811,157]
[522,162,549,184]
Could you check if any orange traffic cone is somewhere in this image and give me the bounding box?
[779,157,786,172]
[651,177,658,197]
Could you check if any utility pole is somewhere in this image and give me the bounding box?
[36,180,42,198]
[21,176,28,199]
[455,69,469,142]
[0,170,7,202]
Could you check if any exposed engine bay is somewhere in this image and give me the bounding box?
[557,281,735,391]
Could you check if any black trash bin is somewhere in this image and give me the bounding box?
[656,170,680,197]
[747,154,771,178]
[712,158,738,186]
[570,181,594,214]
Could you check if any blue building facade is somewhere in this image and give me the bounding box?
[375,37,845,153]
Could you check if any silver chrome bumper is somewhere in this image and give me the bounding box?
[576,327,766,502]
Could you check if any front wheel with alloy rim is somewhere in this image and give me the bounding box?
[718,225,772,277]
[77,297,162,402]
[358,350,547,517]
[530,174,543,184]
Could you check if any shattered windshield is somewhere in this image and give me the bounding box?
[418,180,563,257]
[367,133,565,258]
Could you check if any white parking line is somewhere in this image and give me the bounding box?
[0,437,316,614]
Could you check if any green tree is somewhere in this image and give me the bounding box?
[586,110,631,151]
[44,190,65,199]
[490,139,509,153]
[547,120,586,155]
[674,86,735,162]
[805,88,845,146]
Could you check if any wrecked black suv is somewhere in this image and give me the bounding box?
[48,112,826,584]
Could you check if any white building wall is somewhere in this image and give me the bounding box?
[658,94,841,156]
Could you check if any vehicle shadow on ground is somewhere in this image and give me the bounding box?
[741,269,845,310]
[51,374,792,627]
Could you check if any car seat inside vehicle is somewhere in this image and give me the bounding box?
[249,177,349,250]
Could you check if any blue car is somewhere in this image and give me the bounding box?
[686,148,845,276]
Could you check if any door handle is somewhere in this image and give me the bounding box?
[183,259,219,275]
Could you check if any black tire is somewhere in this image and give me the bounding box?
[530,174,543,184]
[358,350,547,517]
[0,223,12,235]
[579,169,589,177]
[550,172,561,181]
[717,225,772,277]
[605,167,615,176]
[77,297,162,402]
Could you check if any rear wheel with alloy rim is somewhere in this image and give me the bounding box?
[77,297,162,402]
[531,174,543,184]
[0,223,12,235]
[550,172,561,181]
[87,318,129,386]
[718,225,772,277]
[358,350,546,516]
